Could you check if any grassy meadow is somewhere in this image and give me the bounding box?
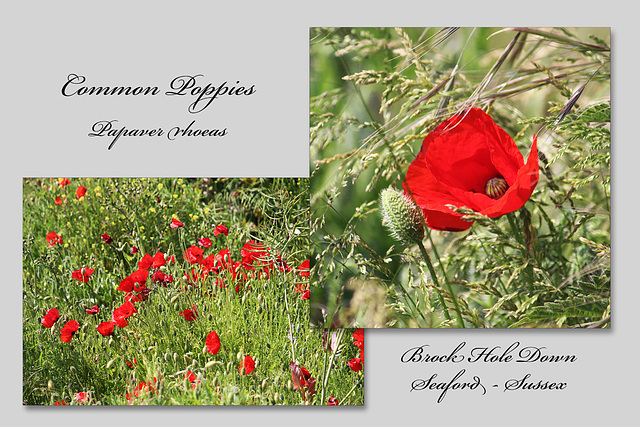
[23,177,364,405]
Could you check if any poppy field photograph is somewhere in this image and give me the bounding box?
[23,177,364,405]
[310,27,610,328]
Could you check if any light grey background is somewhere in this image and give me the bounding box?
[4,0,636,425]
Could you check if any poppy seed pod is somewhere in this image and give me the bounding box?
[379,188,425,245]
[403,107,539,231]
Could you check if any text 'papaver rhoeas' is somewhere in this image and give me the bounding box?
[403,107,539,231]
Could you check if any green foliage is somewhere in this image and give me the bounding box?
[310,27,610,328]
[23,178,364,405]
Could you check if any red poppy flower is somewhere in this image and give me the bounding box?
[152,270,173,285]
[101,233,113,244]
[353,328,363,342]
[46,231,63,247]
[126,380,155,402]
[198,237,212,248]
[298,260,310,277]
[274,253,292,273]
[212,248,233,271]
[97,321,116,336]
[179,305,198,321]
[184,246,204,265]
[60,320,79,342]
[112,300,137,327]
[117,276,134,293]
[118,268,149,292]
[182,370,200,389]
[58,178,71,188]
[206,330,221,355]
[131,246,139,255]
[301,289,310,300]
[72,267,94,283]
[353,328,364,351]
[347,357,363,372]
[126,359,137,369]
[41,308,59,328]
[138,253,154,270]
[214,224,229,237]
[54,196,63,205]
[53,400,67,406]
[170,217,184,228]
[76,185,87,199]
[151,251,166,269]
[75,392,89,404]
[86,305,99,315]
[327,396,339,405]
[239,355,255,375]
[403,107,539,231]
[288,361,316,400]
[241,241,268,269]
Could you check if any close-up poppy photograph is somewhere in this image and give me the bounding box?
[310,27,610,328]
[22,177,364,405]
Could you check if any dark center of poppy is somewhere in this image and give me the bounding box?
[484,177,508,200]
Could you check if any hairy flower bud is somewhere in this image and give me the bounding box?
[379,188,424,245]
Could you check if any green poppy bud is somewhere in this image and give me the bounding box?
[379,188,425,245]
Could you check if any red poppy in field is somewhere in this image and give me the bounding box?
[179,305,198,321]
[97,321,116,336]
[239,355,255,375]
[170,217,184,228]
[298,260,310,277]
[72,267,94,283]
[58,178,71,188]
[273,253,292,273]
[347,357,363,372]
[46,231,63,247]
[117,276,135,292]
[294,282,309,299]
[289,361,316,401]
[126,379,155,402]
[86,305,99,315]
[214,224,229,237]
[131,246,139,255]
[101,233,113,244]
[184,245,204,265]
[41,308,59,328]
[206,331,221,355]
[112,300,137,327]
[403,107,539,231]
[152,270,173,285]
[353,329,364,353]
[125,359,137,369]
[54,196,63,205]
[327,396,339,405]
[118,268,149,292]
[198,237,212,248]
[138,253,154,270]
[200,254,219,274]
[76,185,87,199]
[151,251,166,269]
[74,392,89,404]
[184,370,200,388]
[183,370,200,388]
[213,248,233,271]
[241,241,268,269]
[60,320,79,342]
[53,400,67,405]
